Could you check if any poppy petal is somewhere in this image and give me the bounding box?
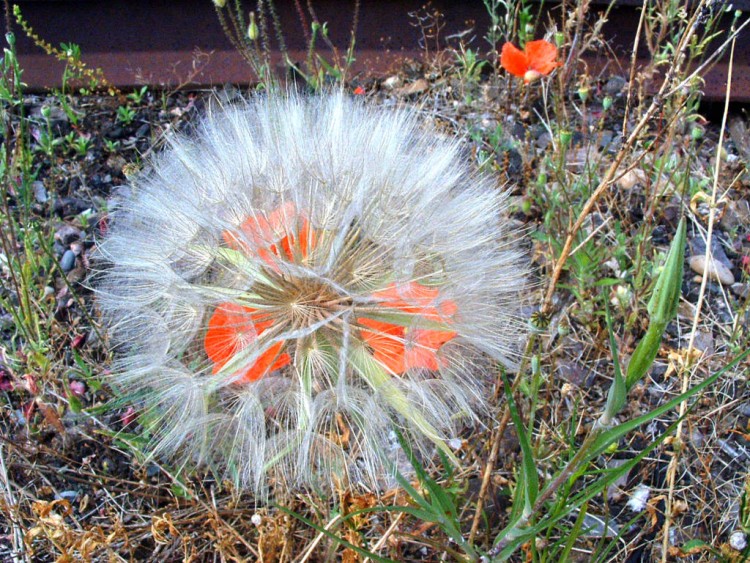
[405,329,457,371]
[500,42,529,78]
[224,201,298,252]
[236,342,291,383]
[205,302,288,380]
[204,302,257,366]
[371,282,455,322]
[358,317,407,374]
[525,39,560,75]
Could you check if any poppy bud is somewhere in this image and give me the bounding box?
[247,12,258,42]
[559,130,572,147]
[602,96,613,111]
[523,70,543,84]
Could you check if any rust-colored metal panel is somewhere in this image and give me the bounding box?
[10,0,750,101]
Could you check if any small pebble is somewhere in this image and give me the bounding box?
[60,250,76,272]
[382,75,402,89]
[720,200,750,231]
[69,381,86,396]
[616,169,648,190]
[689,254,735,285]
[730,531,747,551]
[57,490,79,501]
[54,225,83,245]
[396,78,429,97]
[603,75,626,96]
[69,241,84,256]
[690,330,714,355]
[106,155,127,174]
[32,181,48,203]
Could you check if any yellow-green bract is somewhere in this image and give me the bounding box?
[626,218,687,389]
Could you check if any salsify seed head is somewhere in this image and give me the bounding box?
[96,94,527,495]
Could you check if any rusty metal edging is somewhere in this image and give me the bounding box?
[10,0,750,101]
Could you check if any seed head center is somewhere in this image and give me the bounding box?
[269,274,350,330]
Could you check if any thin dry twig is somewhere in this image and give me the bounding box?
[659,35,736,563]
[541,0,710,316]
[0,444,28,563]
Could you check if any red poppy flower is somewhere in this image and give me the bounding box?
[207,204,317,382]
[357,282,457,374]
[500,39,561,83]
[204,302,291,383]
[223,201,316,266]
[210,210,459,380]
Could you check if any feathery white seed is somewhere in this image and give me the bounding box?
[95,93,528,495]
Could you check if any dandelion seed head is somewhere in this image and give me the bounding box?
[96,93,528,495]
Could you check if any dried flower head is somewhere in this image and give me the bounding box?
[96,94,527,494]
[500,39,561,83]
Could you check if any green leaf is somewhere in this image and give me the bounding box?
[491,348,749,560]
[602,302,626,422]
[170,481,192,499]
[648,216,686,321]
[627,217,686,388]
[594,347,748,461]
[502,373,538,517]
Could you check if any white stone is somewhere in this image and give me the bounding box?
[627,484,651,512]
[689,254,735,285]
[730,531,747,551]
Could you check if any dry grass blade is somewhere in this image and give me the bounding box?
[660,34,737,563]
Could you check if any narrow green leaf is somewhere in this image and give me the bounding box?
[626,322,665,389]
[560,502,589,561]
[491,348,749,561]
[602,302,626,422]
[502,373,538,516]
[647,217,686,321]
[596,347,747,460]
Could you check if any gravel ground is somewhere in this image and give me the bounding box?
[1,67,749,560]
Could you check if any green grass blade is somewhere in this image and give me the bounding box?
[503,372,539,516]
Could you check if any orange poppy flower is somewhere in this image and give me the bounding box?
[207,204,318,383]
[369,282,458,320]
[500,39,561,83]
[358,282,457,374]
[223,201,316,266]
[204,302,291,383]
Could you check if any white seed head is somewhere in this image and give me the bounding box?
[95,93,528,495]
